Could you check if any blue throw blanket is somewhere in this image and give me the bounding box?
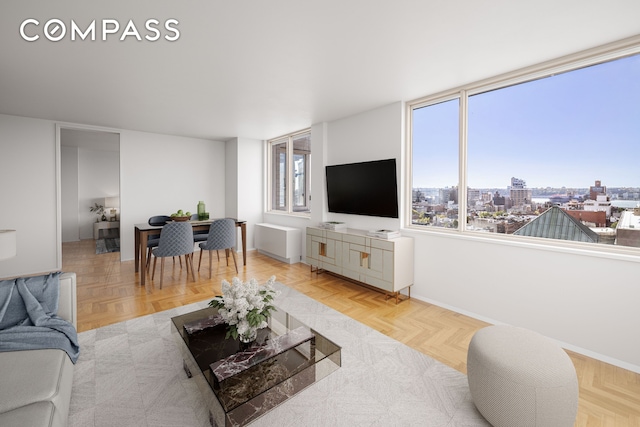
[0,279,80,363]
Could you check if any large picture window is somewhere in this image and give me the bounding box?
[409,43,640,253]
[268,129,311,214]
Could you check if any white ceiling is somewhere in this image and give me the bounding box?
[1,1,639,142]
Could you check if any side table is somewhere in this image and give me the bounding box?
[93,221,120,239]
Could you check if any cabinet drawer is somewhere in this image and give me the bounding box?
[307,227,324,238]
[342,233,367,246]
[326,230,345,241]
[370,238,393,251]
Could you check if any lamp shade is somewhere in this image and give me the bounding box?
[0,230,17,260]
[104,197,119,209]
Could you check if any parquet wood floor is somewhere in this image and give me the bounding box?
[62,239,640,426]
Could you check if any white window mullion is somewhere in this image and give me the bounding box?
[286,136,293,212]
[459,90,468,230]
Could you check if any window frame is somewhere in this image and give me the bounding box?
[266,128,311,216]
[406,36,640,259]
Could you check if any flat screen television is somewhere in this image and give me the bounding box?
[325,158,399,218]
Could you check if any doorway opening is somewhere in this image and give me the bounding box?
[58,126,120,258]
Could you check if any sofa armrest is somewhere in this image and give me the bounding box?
[58,272,77,329]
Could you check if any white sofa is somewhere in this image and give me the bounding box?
[0,272,77,427]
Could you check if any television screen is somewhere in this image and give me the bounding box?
[325,158,399,218]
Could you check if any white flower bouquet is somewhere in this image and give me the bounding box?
[208,276,280,343]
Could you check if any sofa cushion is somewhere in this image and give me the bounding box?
[0,401,60,427]
[0,349,73,422]
[0,272,61,330]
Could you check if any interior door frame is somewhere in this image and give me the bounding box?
[55,122,121,268]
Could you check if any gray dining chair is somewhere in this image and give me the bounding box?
[198,218,238,277]
[146,215,171,271]
[151,221,195,289]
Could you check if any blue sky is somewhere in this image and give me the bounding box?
[412,53,640,189]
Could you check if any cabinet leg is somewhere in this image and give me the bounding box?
[310,265,324,275]
[385,287,411,304]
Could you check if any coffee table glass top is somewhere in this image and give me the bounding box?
[171,306,341,426]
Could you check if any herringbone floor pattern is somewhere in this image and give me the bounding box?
[63,240,640,426]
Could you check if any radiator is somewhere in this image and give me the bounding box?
[254,223,302,264]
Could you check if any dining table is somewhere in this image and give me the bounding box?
[134,219,247,286]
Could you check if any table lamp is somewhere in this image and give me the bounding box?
[104,196,120,221]
[0,229,17,260]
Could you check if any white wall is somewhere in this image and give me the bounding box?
[119,129,226,261]
[410,231,640,371]
[224,137,264,253]
[0,114,59,277]
[225,139,239,220]
[61,145,79,242]
[324,102,404,232]
[236,138,264,252]
[295,102,640,372]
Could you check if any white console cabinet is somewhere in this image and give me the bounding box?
[306,227,414,302]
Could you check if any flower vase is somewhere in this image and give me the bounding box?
[239,328,258,350]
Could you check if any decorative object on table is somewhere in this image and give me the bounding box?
[170,209,191,221]
[320,221,347,230]
[208,276,280,343]
[90,202,106,222]
[104,196,119,221]
[367,229,401,239]
[197,200,210,220]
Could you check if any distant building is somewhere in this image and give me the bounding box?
[439,187,452,204]
[616,209,640,248]
[562,209,607,227]
[583,194,612,217]
[492,191,505,211]
[514,206,599,243]
[589,180,606,201]
[468,188,481,204]
[509,177,532,208]
[510,177,526,189]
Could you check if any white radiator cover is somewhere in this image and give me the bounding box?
[254,223,302,264]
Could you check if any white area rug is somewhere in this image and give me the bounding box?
[68,282,490,426]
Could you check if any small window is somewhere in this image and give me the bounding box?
[268,130,311,214]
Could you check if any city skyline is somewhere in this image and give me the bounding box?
[412,52,640,189]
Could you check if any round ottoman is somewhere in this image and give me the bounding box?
[467,325,578,427]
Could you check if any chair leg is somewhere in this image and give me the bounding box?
[146,248,152,271]
[231,249,238,273]
[160,258,165,289]
[152,256,157,280]
[209,250,213,279]
[225,249,229,266]
[216,250,220,261]
[189,253,195,281]
[198,249,203,272]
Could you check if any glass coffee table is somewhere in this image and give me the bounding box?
[171,306,341,426]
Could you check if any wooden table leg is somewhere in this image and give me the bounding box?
[241,222,247,265]
[140,231,148,286]
[134,227,140,273]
